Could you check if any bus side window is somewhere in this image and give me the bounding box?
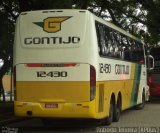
[112,31,121,58]
[128,41,144,63]
[122,47,132,61]
[104,27,112,56]
[96,22,106,56]
[137,42,144,63]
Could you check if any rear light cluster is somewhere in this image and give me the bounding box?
[90,65,96,101]
[147,74,152,84]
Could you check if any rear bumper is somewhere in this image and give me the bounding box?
[14,100,99,119]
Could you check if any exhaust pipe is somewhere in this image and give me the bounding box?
[27,111,32,116]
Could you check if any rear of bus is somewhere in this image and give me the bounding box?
[13,10,98,118]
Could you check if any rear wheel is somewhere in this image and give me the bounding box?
[104,99,113,125]
[113,97,121,122]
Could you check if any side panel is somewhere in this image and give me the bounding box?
[95,58,148,117]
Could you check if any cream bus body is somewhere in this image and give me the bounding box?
[13,9,149,125]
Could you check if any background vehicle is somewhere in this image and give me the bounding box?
[13,9,149,125]
[147,47,160,97]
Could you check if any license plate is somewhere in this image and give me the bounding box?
[45,103,58,108]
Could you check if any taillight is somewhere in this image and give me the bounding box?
[26,64,42,67]
[148,74,152,84]
[139,60,145,64]
[90,65,96,101]
[64,63,77,67]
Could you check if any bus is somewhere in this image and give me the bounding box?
[147,47,160,97]
[13,9,150,125]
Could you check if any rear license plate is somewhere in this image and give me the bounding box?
[45,103,58,108]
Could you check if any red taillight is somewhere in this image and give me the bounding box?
[64,63,77,67]
[139,60,145,64]
[90,65,96,87]
[148,74,152,84]
[26,64,43,67]
[90,65,96,101]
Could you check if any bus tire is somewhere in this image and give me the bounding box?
[113,97,121,122]
[135,90,145,110]
[104,99,113,125]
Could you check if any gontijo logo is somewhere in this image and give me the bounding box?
[33,16,72,33]
[24,16,80,45]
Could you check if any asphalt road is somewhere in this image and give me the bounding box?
[1,98,160,133]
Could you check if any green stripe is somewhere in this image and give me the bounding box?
[130,64,141,107]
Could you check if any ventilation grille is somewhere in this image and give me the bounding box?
[98,84,104,112]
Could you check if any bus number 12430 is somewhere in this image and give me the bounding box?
[36,71,68,77]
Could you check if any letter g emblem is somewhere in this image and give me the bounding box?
[43,17,71,33]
